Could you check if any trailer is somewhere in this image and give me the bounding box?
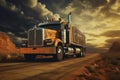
[20,13,86,61]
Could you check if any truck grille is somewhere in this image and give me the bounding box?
[28,28,44,47]
[28,30,34,46]
[36,29,43,45]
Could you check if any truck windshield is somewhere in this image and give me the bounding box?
[39,24,61,30]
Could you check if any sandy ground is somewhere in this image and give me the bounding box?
[0,53,99,80]
[0,53,119,80]
[61,52,120,80]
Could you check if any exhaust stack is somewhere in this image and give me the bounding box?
[68,12,72,29]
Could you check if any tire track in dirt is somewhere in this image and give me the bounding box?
[0,63,48,73]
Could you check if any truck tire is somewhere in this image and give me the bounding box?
[54,45,64,61]
[82,48,86,57]
[0,56,2,62]
[76,48,84,57]
[0,55,7,62]
[76,52,82,57]
[24,54,36,61]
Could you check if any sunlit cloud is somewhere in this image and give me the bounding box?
[58,0,120,52]
[101,30,120,37]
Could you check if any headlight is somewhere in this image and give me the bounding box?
[21,40,27,47]
[44,39,52,45]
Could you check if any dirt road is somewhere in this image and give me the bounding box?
[0,53,100,80]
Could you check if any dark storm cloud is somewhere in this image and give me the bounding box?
[22,0,38,8]
[0,0,60,45]
[88,0,107,7]
[0,0,60,31]
[0,0,38,36]
[39,0,72,13]
[101,30,120,37]
[21,0,60,19]
[0,0,60,46]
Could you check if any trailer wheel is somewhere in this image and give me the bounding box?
[82,48,86,57]
[76,48,84,57]
[76,53,82,57]
[24,54,36,61]
[54,45,64,61]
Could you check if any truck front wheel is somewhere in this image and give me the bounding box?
[24,54,36,61]
[54,45,64,61]
[0,55,7,62]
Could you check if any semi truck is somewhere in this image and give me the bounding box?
[20,13,86,61]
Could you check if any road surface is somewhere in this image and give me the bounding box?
[0,53,100,80]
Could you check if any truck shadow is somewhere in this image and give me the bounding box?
[0,56,74,63]
[0,58,56,63]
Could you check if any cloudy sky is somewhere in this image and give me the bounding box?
[0,0,120,52]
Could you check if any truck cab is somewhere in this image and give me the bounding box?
[28,21,66,48]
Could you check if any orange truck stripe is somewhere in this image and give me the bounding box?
[19,47,56,54]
